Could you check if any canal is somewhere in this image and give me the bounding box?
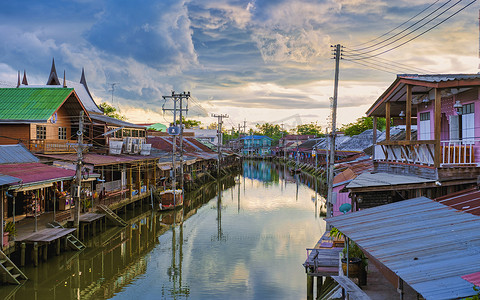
[1,161,326,300]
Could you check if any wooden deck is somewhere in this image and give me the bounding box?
[79,213,105,223]
[16,228,76,243]
[304,232,344,277]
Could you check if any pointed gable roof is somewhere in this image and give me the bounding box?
[22,70,28,85]
[0,88,87,122]
[80,67,94,101]
[46,58,60,85]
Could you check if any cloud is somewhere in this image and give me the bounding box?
[86,0,197,71]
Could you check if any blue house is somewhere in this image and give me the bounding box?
[240,135,272,156]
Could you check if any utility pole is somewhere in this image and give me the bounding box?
[243,120,247,135]
[212,114,229,176]
[326,44,342,225]
[74,111,84,229]
[163,91,190,201]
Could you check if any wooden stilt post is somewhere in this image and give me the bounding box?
[33,242,38,267]
[20,242,26,266]
[56,239,61,256]
[43,244,48,262]
[127,166,133,199]
[307,275,313,300]
[316,276,323,299]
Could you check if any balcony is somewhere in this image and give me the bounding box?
[28,139,77,154]
[374,140,479,180]
[375,140,476,166]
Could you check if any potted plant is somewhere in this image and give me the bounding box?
[330,227,368,285]
[4,221,17,244]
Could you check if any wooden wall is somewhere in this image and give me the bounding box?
[0,124,30,144]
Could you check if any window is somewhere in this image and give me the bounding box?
[58,127,67,140]
[132,129,139,137]
[36,125,46,140]
[462,103,475,144]
[419,112,431,140]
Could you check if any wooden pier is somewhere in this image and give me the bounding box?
[16,228,77,266]
[77,213,106,241]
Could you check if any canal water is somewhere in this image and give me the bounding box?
[1,161,326,300]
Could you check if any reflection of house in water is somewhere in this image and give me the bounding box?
[243,161,272,182]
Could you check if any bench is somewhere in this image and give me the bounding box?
[54,211,71,223]
[331,275,370,300]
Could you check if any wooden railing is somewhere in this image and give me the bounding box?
[374,140,478,167]
[375,140,435,166]
[28,139,77,153]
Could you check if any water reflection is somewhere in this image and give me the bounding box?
[1,162,325,300]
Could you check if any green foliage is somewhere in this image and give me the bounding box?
[291,122,324,136]
[4,221,16,237]
[340,117,386,137]
[254,123,287,144]
[100,102,126,121]
[175,117,201,129]
[464,286,480,300]
[329,226,343,239]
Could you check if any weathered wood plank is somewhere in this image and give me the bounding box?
[79,213,105,223]
[17,228,76,243]
[332,275,371,300]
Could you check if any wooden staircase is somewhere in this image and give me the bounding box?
[97,204,128,227]
[66,234,86,251]
[0,250,27,284]
[47,221,86,251]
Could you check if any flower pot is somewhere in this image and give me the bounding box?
[3,232,9,247]
[341,257,362,277]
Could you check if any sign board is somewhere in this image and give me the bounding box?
[109,141,123,155]
[167,126,181,135]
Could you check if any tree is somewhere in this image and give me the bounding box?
[175,117,201,129]
[100,102,126,120]
[253,123,288,144]
[291,122,323,136]
[207,123,217,130]
[340,117,386,136]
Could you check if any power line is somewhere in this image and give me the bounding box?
[344,0,476,60]
[350,0,456,52]
[351,0,442,48]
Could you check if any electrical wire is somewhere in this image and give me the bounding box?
[350,0,456,52]
[344,0,476,60]
[351,0,442,48]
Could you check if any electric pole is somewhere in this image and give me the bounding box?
[212,114,229,176]
[326,44,342,225]
[162,91,190,204]
[74,111,85,229]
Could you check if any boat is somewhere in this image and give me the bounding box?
[157,189,183,211]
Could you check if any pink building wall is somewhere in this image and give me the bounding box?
[333,185,351,217]
[416,88,480,163]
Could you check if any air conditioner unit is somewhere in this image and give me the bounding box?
[124,138,132,153]
[133,144,139,154]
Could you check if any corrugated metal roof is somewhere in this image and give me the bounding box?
[0,174,21,186]
[346,172,434,189]
[399,74,480,83]
[89,114,145,128]
[0,88,73,121]
[0,144,39,164]
[0,163,75,184]
[37,153,156,166]
[435,188,480,216]
[327,197,480,300]
[462,272,480,287]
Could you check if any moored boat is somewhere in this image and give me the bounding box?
[158,189,183,211]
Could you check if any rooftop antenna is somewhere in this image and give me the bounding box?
[108,83,118,106]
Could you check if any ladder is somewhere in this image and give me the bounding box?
[0,250,27,284]
[66,234,86,251]
[97,204,128,227]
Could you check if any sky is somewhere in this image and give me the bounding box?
[0,0,479,131]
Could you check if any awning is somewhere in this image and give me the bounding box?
[158,163,171,171]
[327,197,480,300]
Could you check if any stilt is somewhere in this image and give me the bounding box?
[20,243,26,266]
[307,275,313,300]
[316,276,323,299]
[56,239,61,255]
[43,244,48,262]
[33,242,38,267]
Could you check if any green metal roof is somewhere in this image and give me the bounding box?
[0,88,74,121]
